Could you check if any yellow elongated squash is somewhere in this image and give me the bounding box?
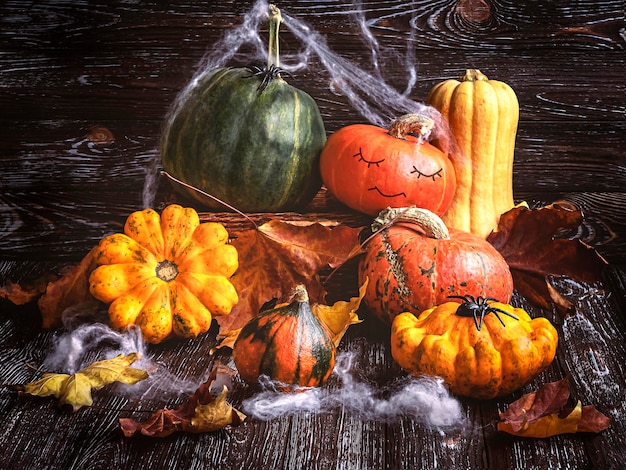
[427,69,519,238]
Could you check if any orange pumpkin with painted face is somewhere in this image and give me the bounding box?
[319,114,456,216]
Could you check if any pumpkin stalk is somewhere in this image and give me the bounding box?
[155,260,179,282]
[267,4,282,70]
[387,114,435,142]
[460,69,489,82]
[292,284,309,304]
[371,206,450,240]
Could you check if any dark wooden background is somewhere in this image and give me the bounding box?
[1,1,625,469]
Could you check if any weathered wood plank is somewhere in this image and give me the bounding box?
[1,1,625,469]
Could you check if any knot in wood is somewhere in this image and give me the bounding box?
[455,0,492,23]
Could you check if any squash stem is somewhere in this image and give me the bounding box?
[267,4,282,69]
[292,284,309,303]
[156,259,179,282]
[370,206,450,240]
[387,114,435,142]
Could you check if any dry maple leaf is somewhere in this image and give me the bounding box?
[1,246,100,329]
[221,219,363,334]
[119,364,245,437]
[497,376,611,438]
[488,203,607,313]
[11,352,148,412]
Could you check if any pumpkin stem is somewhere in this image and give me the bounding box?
[156,259,179,282]
[292,284,309,304]
[371,206,450,240]
[460,69,489,82]
[267,4,282,70]
[387,114,435,142]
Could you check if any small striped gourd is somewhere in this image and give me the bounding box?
[233,285,336,389]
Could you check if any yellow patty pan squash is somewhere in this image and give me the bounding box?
[391,296,558,399]
[89,204,239,344]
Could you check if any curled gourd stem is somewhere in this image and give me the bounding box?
[371,206,450,240]
[268,4,282,70]
[387,114,435,142]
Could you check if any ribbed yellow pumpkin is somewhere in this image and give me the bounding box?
[427,69,519,239]
[89,204,238,344]
[391,297,558,399]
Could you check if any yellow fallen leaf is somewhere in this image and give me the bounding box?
[313,278,367,346]
[13,353,148,412]
[497,377,612,438]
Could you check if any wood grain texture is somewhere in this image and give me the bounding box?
[1,1,625,469]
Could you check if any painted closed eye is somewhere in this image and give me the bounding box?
[353,148,385,168]
[411,166,443,181]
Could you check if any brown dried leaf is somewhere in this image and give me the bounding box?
[497,377,611,438]
[1,273,58,306]
[120,364,245,437]
[577,404,614,433]
[12,353,147,412]
[38,246,100,329]
[219,220,364,334]
[488,204,607,313]
[499,376,571,432]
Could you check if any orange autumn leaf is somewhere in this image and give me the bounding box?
[1,247,100,329]
[497,377,611,438]
[488,203,607,314]
[38,246,100,329]
[220,219,363,334]
[0,272,58,306]
[120,364,244,437]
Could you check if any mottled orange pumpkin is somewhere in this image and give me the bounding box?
[320,114,456,216]
[391,296,559,399]
[359,207,513,324]
[89,204,238,344]
[233,285,336,389]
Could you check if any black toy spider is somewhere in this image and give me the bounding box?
[448,294,519,331]
[244,64,292,92]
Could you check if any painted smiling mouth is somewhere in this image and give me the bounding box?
[367,186,407,198]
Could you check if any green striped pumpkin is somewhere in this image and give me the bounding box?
[160,6,326,212]
[233,285,336,389]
